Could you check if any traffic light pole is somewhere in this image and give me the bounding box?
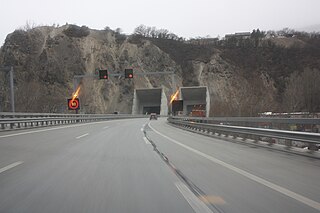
[73,71,176,93]
[71,70,177,114]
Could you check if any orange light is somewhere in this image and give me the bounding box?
[72,86,81,101]
[170,90,179,104]
[68,98,79,110]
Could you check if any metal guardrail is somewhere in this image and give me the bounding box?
[171,116,320,134]
[0,113,147,131]
[168,117,320,151]
[0,112,130,118]
[173,116,320,125]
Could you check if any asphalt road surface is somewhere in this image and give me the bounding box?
[0,117,319,213]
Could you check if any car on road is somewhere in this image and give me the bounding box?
[149,113,158,120]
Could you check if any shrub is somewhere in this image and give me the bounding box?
[63,25,90,38]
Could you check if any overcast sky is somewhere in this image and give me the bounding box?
[1,0,320,45]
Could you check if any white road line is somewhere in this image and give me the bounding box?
[0,120,117,139]
[0,161,23,174]
[103,126,109,129]
[149,123,320,211]
[141,128,144,132]
[143,137,151,145]
[76,133,89,139]
[175,182,214,213]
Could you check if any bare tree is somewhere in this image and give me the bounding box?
[283,72,304,111]
[115,28,122,34]
[301,68,320,112]
[133,24,147,36]
[283,68,320,112]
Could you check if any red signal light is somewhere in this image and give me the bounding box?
[99,69,108,79]
[125,69,133,79]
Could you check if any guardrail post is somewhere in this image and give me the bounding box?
[308,143,319,151]
[252,135,260,143]
[284,139,292,149]
[267,137,274,146]
[241,134,247,141]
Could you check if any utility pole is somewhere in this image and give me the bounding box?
[0,66,15,113]
[9,66,15,113]
[171,73,176,94]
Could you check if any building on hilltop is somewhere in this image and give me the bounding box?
[225,32,251,40]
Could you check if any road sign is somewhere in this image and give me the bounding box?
[68,98,80,110]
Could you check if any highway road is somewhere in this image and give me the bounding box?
[0,118,319,213]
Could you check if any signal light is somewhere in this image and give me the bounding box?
[125,69,133,79]
[99,69,108,79]
[68,98,80,110]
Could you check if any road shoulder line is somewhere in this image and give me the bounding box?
[0,120,116,139]
[0,161,23,174]
[76,133,89,139]
[148,122,320,211]
[175,182,214,213]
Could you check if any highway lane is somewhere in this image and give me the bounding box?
[1,117,320,213]
[0,118,196,213]
[147,118,320,213]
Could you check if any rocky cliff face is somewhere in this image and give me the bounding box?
[0,25,319,115]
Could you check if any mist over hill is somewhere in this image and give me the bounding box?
[0,24,319,116]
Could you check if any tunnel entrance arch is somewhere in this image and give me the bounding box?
[132,88,168,115]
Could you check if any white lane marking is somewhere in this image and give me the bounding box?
[149,123,320,211]
[175,182,214,213]
[143,137,151,145]
[103,126,109,129]
[141,128,144,132]
[0,161,23,174]
[0,120,120,139]
[76,133,89,139]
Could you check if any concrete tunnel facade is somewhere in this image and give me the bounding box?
[132,88,168,116]
[179,86,210,117]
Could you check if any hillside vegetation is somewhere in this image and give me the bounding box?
[0,24,319,115]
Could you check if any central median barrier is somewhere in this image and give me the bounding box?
[0,113,148,131]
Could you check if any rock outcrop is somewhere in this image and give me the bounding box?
[0,25,319,115]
